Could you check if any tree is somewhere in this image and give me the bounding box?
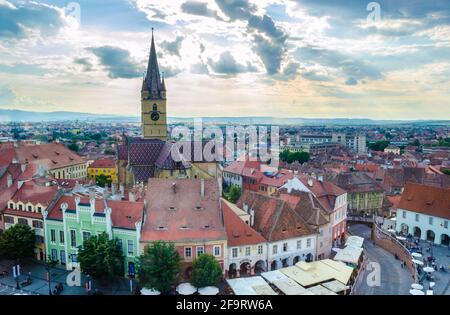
[280,149,310,164]
[137,241,181,294]
[0,224,35,261]
[225,185,241,203]
[78,232,124,281]
[68,141,79,152]
[368,140,390,152]
[104,148,116,156]
[443,169,450,176]
[95,174,112,188]
[190,254,222,288]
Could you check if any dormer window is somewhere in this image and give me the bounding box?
[168,206,176,211]
[27,205,33,212]
[8,202,14,209]
[156,226,167,231]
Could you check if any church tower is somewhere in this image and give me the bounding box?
[141,29,168,141]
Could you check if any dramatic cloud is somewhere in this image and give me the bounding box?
[0,0,449,119]
[208,51,257,75]
[181,1,221,19]
[88,46,142,79]
[215,0,256,21]
[74,57,94,72]
[161,36,184,57]
[0,0,69,39]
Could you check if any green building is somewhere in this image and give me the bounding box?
[43,195,144,276]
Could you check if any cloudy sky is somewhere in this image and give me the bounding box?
[0,0,449,119]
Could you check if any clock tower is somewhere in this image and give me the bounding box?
[141,29,168,141]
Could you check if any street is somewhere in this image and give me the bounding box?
[350,224,413,295]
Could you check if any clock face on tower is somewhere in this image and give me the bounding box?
[151,111,160,121]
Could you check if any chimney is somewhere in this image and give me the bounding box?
[111,183,116,195]
[200,179,205,197]
[318,175,323,182]
[119,184,124,197]
[307,177,313,187]
[20,163,26,173]
[7,174,13,188]
[172,182,177,194]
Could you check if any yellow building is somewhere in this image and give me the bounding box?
[88,158,117,182]
[384,145,401,155]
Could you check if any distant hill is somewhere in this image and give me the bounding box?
[0,109,139,122]
[0,109,448,126]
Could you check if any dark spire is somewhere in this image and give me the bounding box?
[144,28,163,99]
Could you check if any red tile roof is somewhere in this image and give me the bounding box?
[141,179,227,243]
[15,143,85,170]
[89,158,116,169]
[237,190,314,242]
[11,180,59,206]
[47,195,144,229]
[398,183,450,220]
[222,200,266,246]
[0,142,16,168]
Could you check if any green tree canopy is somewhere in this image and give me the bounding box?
[78,232,124,281]
[280,150,310,164]
[368,140,390,152]
[224,185,241,204]
[95,174,112,188]
[190,254,222,288]
[0,224,35,261]
[68,141,79,152]
[137,241,181,294]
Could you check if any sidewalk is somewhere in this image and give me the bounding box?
[0,259,133,295]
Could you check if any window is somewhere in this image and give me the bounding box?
[213,245,221,257]
[232,248,238,258]
[59,231,65,244]
[196,246,204,257]
[272,245,278,255]
[82,232,91,241]
[35,235,44,245]
[71,254,77,263]
[320,229,324,236]
[50,229,56,243]
[32,220,43,229]
[70,230,76,248]
[257,245,263,255]
[245,247,251,256]
[18,218,28,226]
[60,250,66,265]
[297,240,302,250]
[402,211,406,219]
[27,205,33,212]
[320,242,323,248]
[127,240,134,256]
[117,239,122,248]
[51,249,58,261]
[306,238,311,248]
[283,242,288,252]
[415,214,419,222]
[445,221,448,229]
[4,216,13,224]
[8,202,14,209]
[185,247,192,258]
[153,104,157,111]
[429,217,433,225]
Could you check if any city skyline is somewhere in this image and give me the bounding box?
[0,0,450,120]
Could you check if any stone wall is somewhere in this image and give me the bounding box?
[372,223,417,281]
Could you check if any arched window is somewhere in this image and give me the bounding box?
[153,104,157,111]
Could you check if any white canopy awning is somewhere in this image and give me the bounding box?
[140,288,161,295]
[198,286,219,295]
[176,283,197,295]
